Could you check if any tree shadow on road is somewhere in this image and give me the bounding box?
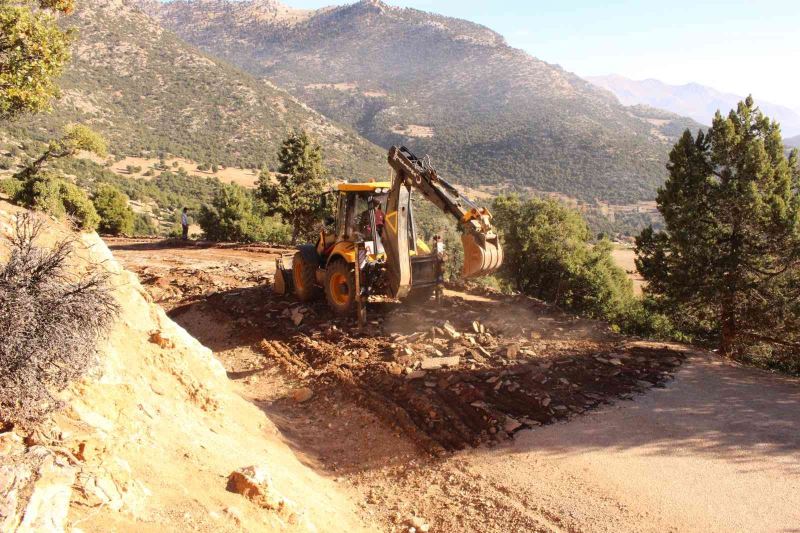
[501,352,800,474]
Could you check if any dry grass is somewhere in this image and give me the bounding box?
[391,124,435,138]
[0,213,118,426]
[77,152,260,187]
[611,245,645,295]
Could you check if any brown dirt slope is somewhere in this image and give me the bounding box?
[0,202,374,532]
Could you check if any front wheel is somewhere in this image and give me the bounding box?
[324,260,356,316]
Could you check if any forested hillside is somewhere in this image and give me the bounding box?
[146,0,703,203]
[0,0,386,179]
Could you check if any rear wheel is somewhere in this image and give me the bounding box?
[325,260,356,316]
[292,252,320,302]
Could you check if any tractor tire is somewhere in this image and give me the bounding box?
[324,260,356,316]
[292,251,320,302]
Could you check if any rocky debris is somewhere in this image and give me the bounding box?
[148,330,175,349]
[227,465,292,514]
[0,464,28,531]
[420,356,460,370]
[124,241,689,454]
[1,451,75,533]
[290,387,314,403]
[73,464,143,513]
[290,306,307,326]
[442,322,461,339]
[504,417,522,433]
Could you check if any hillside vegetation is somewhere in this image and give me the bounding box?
[1,0,386,180]
[147,0,702,204]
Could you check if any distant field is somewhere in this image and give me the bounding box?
[611,245,645,295]
[76,153,261,187]
[110,156,260,187]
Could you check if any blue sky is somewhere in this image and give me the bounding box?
[284,0,800,110]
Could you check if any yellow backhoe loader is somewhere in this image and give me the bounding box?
[273,146,503,316]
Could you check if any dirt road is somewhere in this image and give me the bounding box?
[105,237,800,532]
[451,353,800,532]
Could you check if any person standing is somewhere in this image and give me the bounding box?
[181,207,189,240]
[432,234,446,303]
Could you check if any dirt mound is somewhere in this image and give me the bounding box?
[0,204,371,532]
[108,237,687,455]
[242,293,685,453]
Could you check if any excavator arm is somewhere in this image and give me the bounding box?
[383,146,503,298]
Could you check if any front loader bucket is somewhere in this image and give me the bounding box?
[273,256,294,295]
[461,232,503,278]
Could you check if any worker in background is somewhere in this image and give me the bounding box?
[433,234,446,257]
[432,234,446,302]
[181,207,189,240]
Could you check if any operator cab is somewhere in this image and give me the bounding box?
[318,182,396,259]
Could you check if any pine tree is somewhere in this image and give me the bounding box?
[493,194,634,319]
[199,183,290,243]
[93,184,134,235]
[636,97,800,361]
[256,130,328,244]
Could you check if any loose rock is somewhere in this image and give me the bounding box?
[407,516,430,532]
[504,417,522,433]
[290,387,314,403]
[148,330,174,349]
[420,356,460,370]
[227,465,287,512]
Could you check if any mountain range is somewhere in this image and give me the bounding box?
[2,0,386,178]
[136,0,701,204]
[586,74,800,137]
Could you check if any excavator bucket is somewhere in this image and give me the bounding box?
[461,231,503,278]
[273,255,293,295]
[386,145,504,281]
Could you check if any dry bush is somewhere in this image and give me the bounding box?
[0,212,118,426]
